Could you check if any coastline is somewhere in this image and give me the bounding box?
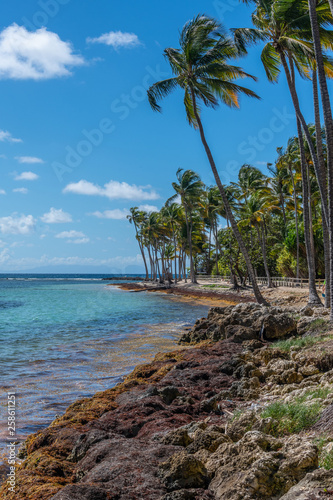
[2,293,333,499]
[110,280,311,309]
[109,281,253,307]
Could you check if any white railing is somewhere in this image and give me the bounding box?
[195,275,325,289]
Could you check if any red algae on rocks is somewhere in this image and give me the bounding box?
[0,341,242,500]
[2,303,333,499]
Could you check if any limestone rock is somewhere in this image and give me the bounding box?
[280,468,333,499]
[159,451,209,491]
[207,432,318,500]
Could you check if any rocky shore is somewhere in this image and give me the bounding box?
[2,303,333,499]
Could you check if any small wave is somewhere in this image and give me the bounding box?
[0,300,23,309]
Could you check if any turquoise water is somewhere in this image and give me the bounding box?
[0,275,209,455]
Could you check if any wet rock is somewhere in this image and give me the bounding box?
[68,430,109,462]
[159,386,182,404]
[51,485,108,500]
[159,451,209,491]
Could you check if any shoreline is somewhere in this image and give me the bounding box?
[2,297,333,498]
[109,281,253,307]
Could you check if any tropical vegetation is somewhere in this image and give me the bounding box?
[126,2,333,318]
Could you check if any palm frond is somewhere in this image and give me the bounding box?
[147,77,180,112]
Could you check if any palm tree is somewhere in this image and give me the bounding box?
[167,169,204,283]
[233,0,329,305]
[276,141,302,280]
[147,14,267,304]
[160,202,183,283]
[306,0,333,314]
[233,0,331,226]
[239,194,274,288]
[127,207,149,280]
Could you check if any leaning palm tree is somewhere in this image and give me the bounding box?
[147,14,267,304]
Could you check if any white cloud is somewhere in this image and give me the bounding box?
[14,171,39,181]
[0,189,6,195]
[41,208,72,224]
[63,179,159,201]
[55,230,85,239]
[138,204,158,212]
[13,188,28,194]
[15,156,44,164]
[0,214,35,234]
[91,209,130,220]
[68,237,90,244]
[55,230,90,244]
[0,24,84,80]
[87,31,141,49]
[0,130,22,143]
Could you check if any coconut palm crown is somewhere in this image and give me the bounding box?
[147,14,260,128]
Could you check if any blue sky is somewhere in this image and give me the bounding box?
[0,0,318,272]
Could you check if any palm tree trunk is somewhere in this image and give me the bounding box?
[255,223,273,288]
[308,0,333,313]
[306,161,317,276]
[179,248,182,281]
[288,164,300,280]
[147,245,153,280]
[155,245,161,282]
[328,0,333,18]
[190,89,267,304]
[297,118,322,306]
[184,205,197,284]
[208,225,212,274]
[134,226,149,280]
[280,51,328,227]
[172,228,178,284]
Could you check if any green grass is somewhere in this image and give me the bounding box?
[314,436,333,470]
[271,334,333,352]
[261,393,323,436]
[306,318,330,332]
[231,409,243,421]
[320,450,333,470]
[297,387,333,403]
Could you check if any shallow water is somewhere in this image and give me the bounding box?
[0,275,210,456]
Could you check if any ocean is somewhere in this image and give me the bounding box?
[0,274,210,458]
